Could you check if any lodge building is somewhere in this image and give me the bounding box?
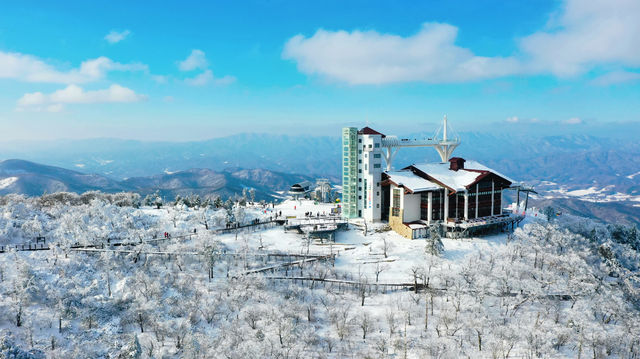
[341,122,523,239]
[382,157,515,238]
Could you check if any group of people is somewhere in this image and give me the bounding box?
[304,211,324,218]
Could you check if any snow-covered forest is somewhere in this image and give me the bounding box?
[0,192,639,358]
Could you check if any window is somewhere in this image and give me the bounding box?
[358,159,362,163]
[368,144,372,148]
[358,178,362,182]
[374,143,380,148]
[358,169,362,173]
[376,191,379,196]
[365,165,368,170]
[377,204,380,208]
[365,153,368,158]
[377,182,380,187]
[373,164,381,168]
[359,196,362,200]
[358,187,362,191]
[358,139,362,143]
[392,189,401,217]
[373,153,381,158]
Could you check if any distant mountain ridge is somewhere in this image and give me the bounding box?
[1,131,639,224]
[0,159,310,201]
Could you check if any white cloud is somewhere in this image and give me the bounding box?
[506,116,519,123]
[17,92,47,106]
[184,70,235,86]
[283,0,640,84]
[0,51,147,84]
[46,104,64,112]
[185,69,213,86]
[104,29,131,44]
[151,75,168,84]
[519,0,640,77]
[564,117,583,125]
[179,49,208,71]
[283,23,520,85]
[177,49,235,85]
[17,84,147,111]
[213,75,236,85]
[591,70,640,86]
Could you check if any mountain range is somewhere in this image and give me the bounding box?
[0,159,310,201]
[0,131,638,224]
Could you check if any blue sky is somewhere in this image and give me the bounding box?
[0,0,639,141]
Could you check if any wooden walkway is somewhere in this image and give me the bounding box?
[212,219,279,234]
[234,254,334,277]
[0,233,198,253]
[265,276,418,292]
[264,276,576,300]
[0,217,282,254]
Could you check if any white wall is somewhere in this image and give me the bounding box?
[402,193,421,222]
[360,133,383,222]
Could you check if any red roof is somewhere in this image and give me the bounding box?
[358,126,386,137]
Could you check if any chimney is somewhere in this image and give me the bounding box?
[449,157,465,171]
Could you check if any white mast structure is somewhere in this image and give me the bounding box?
[381,115,461,171]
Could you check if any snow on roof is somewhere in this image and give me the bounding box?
[411,160,514,191]
[462,160,515,184]
[385,170,441,193]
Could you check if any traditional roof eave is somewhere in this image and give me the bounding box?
[358,126,386,137]
[402,165,456,194]
[384,178,415,194]
[463,170,513,189]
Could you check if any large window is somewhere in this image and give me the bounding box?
[392,189,400,217]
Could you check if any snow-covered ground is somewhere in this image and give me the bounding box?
[542,184,640,203]
[0,196,638,358]
[212,199,512,284]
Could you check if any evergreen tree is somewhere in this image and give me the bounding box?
[153,190,163,209]
[425,226,444,256]
[174,195,183,206]
[249,188,256,203]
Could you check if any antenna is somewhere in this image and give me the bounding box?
[443,115,448,142]
[433,115,460,162]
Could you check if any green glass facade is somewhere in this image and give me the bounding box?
[342,127,358,218]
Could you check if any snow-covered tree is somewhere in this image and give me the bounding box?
[425,226,444,256]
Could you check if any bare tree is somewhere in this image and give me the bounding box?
[359,276,370,306]
[358,311,374,340]
[410,266,423,293]
[375,262,388,283]
[382,236,390,258]
[386,310,397,338]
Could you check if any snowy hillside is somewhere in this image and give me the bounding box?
[0,159,311,201]
[0,195,639,358]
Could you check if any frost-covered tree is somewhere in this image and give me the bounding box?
[543,206,555,221]
[249,188,256,204]
[425,226,444,256]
